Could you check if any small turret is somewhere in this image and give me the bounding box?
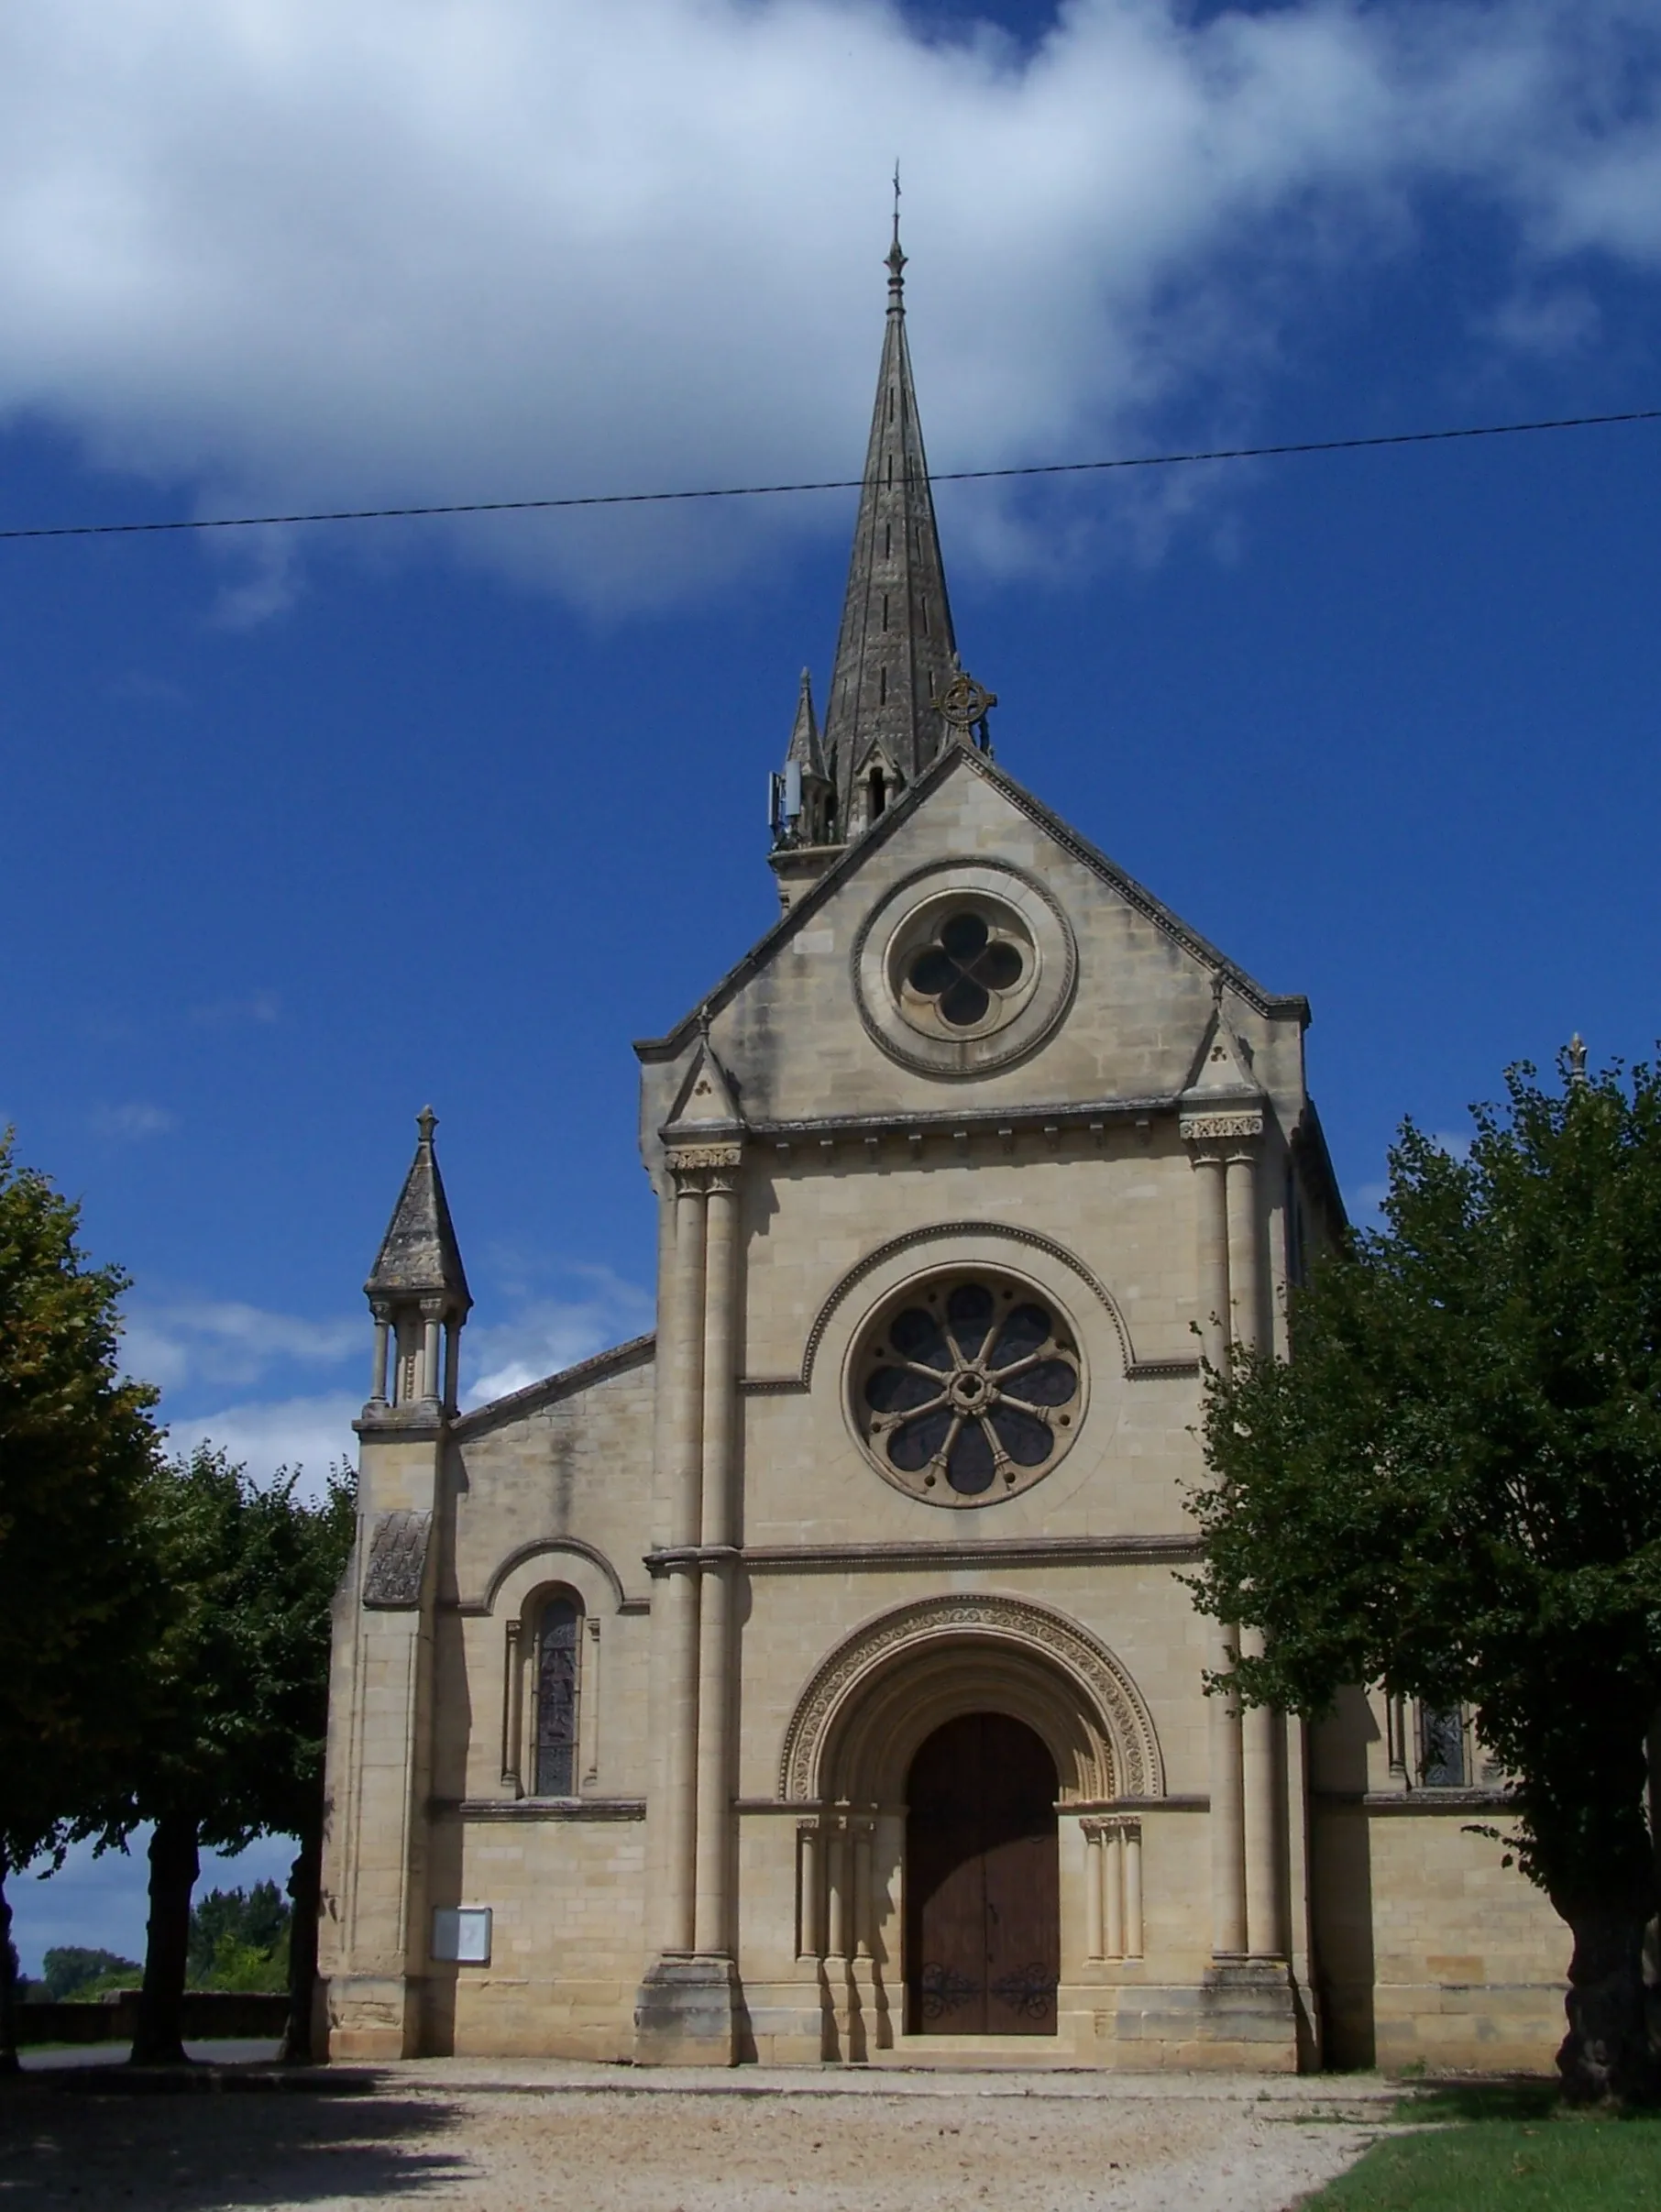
[364,1106,472,1415]
[767,672,841,911]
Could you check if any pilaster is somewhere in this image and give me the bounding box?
[634,1110,748,2064]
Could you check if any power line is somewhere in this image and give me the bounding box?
[0,404,1655,545]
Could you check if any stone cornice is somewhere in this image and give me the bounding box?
[754,1094,1182,1147]
[713,1534,1201,1573]
[435,1797,646,1822]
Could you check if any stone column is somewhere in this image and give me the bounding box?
[1104,1823,1124,1960]
[826,1820,849,1961]
[1240,1623,1285,1957]
[798,1822,823,1961]
[694,1160,742,1956]
[1123,1821,1144,1960]
[635,1139,745,2065]
[419,1298,444,1404]
[1188,1139,1230,1375]
[1184,1106,1264,1966]
[1084,1822,1106,1962]
[1209,1624,1248,1957]
[500,1618,522,1794]
[1226,1138,1262,1356]
[369,1303,390,1405]
[659,1164,709,1957]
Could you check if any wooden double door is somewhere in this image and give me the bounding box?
[904,1711,1060,2035]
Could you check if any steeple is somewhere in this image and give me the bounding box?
[820,208,961,833]
[364,1106,472,1415]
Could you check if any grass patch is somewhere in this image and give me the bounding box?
[1303,2087,1661,2209]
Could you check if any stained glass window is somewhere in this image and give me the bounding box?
[1420,1706,1466,1788]
[857,1276,1082,1503]
[534,1596,580,1797]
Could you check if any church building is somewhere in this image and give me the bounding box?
[319,230,1564,2071]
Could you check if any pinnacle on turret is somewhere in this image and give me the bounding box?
[366,1106,472,1309]
[819,211,961,833]
[770,669,835,851]
[363,1107,472,1417]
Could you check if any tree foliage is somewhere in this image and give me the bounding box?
[40,1946,141,2001]
[1190,1052,1661,2104]
[0,1130,168,2069]
[125,1446,354,2062]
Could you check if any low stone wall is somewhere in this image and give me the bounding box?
[16,1991,290,2045]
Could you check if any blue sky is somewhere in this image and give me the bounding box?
[5,0,1661,1969]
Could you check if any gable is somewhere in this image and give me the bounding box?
[638,747,1309,1142]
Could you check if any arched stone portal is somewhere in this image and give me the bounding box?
[778,1595,1164,2058]
[779,1592,1164,1808]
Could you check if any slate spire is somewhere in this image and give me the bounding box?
[366,1106,472,1311]
[820,210,960,831]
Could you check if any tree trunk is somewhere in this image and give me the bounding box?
[281,1828,322,2064]
[130,1814,199,2065]
[1556,1895,1661,2105]
[0,1858,19,2076]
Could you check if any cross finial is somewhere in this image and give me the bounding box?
[1568,1033,1588,1086]
[886,161,906,294]
[416,1104,438,1145]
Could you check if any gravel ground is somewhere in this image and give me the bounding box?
[0,2062,1399,2212]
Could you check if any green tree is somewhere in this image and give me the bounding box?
[123,1447,354,2064]
[40,1945,140,2000]
[186,1882,289,1986]
[0,1132,169,2072]
[1191,1051,1661,2106]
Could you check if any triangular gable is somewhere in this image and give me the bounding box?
[1182,988,1264,1102]
[662,1030,744,1138]
[635,743,1305,1063]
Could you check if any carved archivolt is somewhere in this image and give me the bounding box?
[778,1591,1164,1804]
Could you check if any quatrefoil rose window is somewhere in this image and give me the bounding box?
[852,1275,1084,1507]
[905,912,1025,1029]
[890,896,1037,1044]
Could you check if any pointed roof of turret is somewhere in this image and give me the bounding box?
[366,1106,472,1309]
[785,668,828,780]
[820,211,959,821]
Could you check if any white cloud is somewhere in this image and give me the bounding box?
[123,1296,359,1392]
[189,987,280,1026]
[88,1100,177,1141]
[464,1267,654,1405]
[163,1391,361,1496]
[0,3,1656,612]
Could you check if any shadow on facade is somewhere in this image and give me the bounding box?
[1310,1685,1379,2067]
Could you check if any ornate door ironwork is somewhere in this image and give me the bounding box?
[905,1711,1060,2034]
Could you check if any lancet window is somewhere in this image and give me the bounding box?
[534,1595,581,1797]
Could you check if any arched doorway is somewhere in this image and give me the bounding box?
[905,1712,1059,2035]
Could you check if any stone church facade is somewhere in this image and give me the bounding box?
[319,233,1565,2072]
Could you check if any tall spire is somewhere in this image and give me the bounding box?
[820,207,959,831]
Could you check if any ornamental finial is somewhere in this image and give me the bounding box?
[416,1104,438,1145]
[886,161,906,295]
[1568,1034,1588,1087]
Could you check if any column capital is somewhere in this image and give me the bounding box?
[666,1141,744,1186]
[1180,1108,1264,1146]
[1081,1812,1142,1842]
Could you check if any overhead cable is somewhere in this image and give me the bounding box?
[0,405,1655,545]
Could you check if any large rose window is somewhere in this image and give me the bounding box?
[853,1276,1084,1507]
